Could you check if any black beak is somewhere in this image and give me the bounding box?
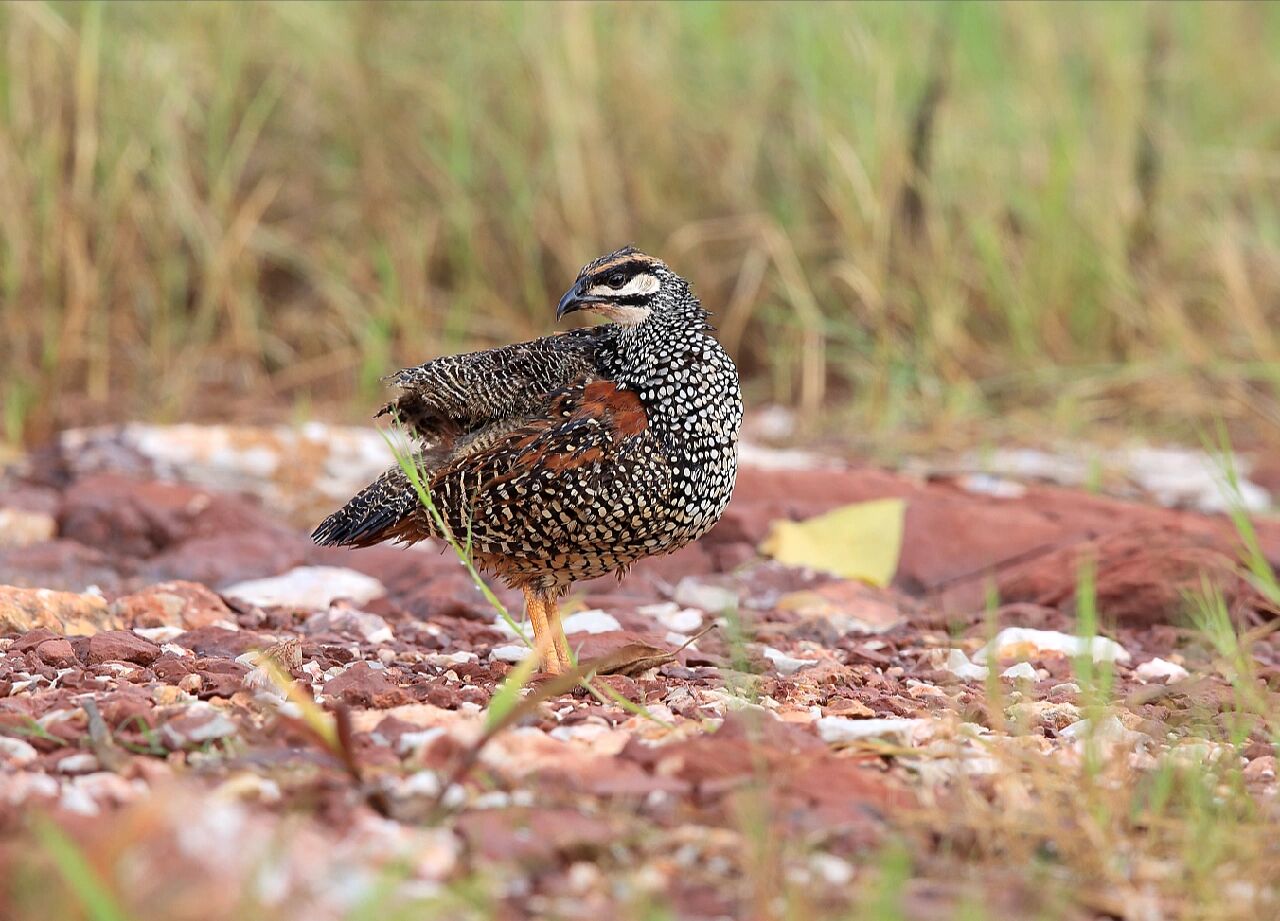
[556,278,601,321]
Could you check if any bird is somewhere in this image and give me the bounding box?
[312,246,743,674]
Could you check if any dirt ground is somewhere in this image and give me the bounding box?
[1,426,1278,920]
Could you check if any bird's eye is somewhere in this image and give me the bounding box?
[606,272,627,288]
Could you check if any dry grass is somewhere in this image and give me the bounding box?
[1,1,1279,445]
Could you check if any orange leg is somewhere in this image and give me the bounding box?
[544,592,573,672]
[523,587,563,674]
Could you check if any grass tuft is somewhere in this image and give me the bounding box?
[1,2,1277,444]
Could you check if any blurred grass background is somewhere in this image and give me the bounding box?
[1,0,1278,448]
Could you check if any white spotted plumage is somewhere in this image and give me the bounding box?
[313,246,743,595]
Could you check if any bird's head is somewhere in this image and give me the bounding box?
[556,246,684,327]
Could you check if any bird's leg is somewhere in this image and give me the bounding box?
[543,591,573,673]
[523,586,562,674]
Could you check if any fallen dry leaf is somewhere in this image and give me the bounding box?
[760,498,906,586]
[585,625,715,677]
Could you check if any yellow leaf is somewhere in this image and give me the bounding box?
[759,498,906,587]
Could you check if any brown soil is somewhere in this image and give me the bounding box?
[0,451,1278,919]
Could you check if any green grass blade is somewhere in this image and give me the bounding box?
[485,646,542,733]
[33,818,132,921]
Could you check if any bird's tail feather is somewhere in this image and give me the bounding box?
[311,465,424,548]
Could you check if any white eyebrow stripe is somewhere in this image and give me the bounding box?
[588,273,659,298]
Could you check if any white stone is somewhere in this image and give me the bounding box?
[1134,657,1189,683]
[55,753,100,774]
[493,609,620,637]
[69,772,146,810]
[560,610,622,634]
[1119,445,1270,513]
[488,645,528,664]
[749,405,798,441]
[241,663,288,700]
[549,722,615,744]
[183,713,239,742]
[470,791,515,810]
[958,448,1090,489]
[762,647,815,676]
[397,770,443,796]
[738,442,839,472]
[223,566,385,610]
[215,774,282,803]
[1060,715,1145,749]
[59,784,101,816]
[425,651,478,667]
[398,728,446,757]
[955,444,1271,514]
[638,602,704,633]
[1009,699,1081,728]
[234,651,261,669]
[957,473,1027,499]
[0,771,59,805]
[1168,740,1238,767]
[161,703,239,747]
[942,649,989,680]
[303,607,394,644]
[673,578,738,614]
[0,736,39,766]
[816,717,933,746]
[1000,662,1039,681]
[395,772,466,809]
[974,627,1129,665]
[809,853,855,887]
[909,751,1003,785]
[135,626,186,643]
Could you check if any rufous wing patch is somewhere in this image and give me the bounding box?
[502,382,648,475]
[455,380,650,502]
[582,380,648,437]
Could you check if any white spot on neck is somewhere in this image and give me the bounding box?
[595,303,652,326]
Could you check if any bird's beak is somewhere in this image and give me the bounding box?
[556,278,602,321]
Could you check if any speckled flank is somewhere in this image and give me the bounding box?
[313,247,744,594]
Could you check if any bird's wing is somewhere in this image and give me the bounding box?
[314,376,670,559]
[422,378,671,566]
[378,327,609,442]
[316,329,612,550]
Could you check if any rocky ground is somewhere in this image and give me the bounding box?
[1,425,1278,920]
